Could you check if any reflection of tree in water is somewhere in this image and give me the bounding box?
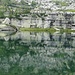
[59,34,62,42]
[1,39,29,56]
[49,33,54,41]
[63,33,73,48]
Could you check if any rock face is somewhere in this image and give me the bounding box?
[2,17,10,25]
[0,17,17,31]
[0,24,17,32]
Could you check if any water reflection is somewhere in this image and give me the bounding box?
[0,31,16,37]
[0,32,75,75]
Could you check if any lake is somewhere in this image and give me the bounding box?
[0,31,75,75]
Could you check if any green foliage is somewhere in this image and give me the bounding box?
[58,9,75,12]
[0,0,32,18]
[31,1,37,8]
[24,9,31,14]
[1,0,10,5]
[0,11,4,18]
[65,9,75,12]
[53,0,68,6]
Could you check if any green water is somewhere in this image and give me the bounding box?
[0,31,75,75]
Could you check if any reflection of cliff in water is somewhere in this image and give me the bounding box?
[0,32,75,75]
[0,30,16,37]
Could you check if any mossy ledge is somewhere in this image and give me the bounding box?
[60,29,75,33]
[20,28,56,33]
[20,28,75,33]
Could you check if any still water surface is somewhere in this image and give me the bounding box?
[0,31,75,75]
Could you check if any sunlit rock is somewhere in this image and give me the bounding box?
[2,17,10,25]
